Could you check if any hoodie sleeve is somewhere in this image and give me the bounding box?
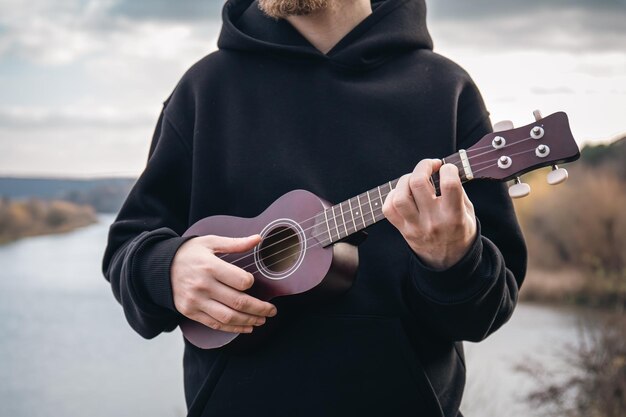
[404,79,528,343]
[101,103,194,340]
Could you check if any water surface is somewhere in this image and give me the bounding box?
[0,216,589,416]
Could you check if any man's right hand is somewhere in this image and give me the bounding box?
[171,234,277,334]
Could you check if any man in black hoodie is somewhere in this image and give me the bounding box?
[102,0,527,416]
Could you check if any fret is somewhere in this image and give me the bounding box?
[365,190,374,216]
[444,152,466,182]
[339,201,348,236]
[365,190,375,225]
[351,197,360,232]
[347,198,357,231]
[356,194,366,228]
[323,208,332,243]
[331,205,341,240]
[333,207,342,240]
[352,196,363,228]
[379,185,387,222]
[317,151,468,248]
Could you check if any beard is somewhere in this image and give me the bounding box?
[258,0,330,19]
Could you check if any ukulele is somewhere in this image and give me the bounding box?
[180,110,580,350]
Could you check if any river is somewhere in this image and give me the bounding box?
[0,215,590,417]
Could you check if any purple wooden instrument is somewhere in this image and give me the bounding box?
[180,111,580,350]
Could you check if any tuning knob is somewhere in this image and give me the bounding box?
[509,177,531,199]
[547,165,568,185]
[493,120,514,132]
[533,109,543,122]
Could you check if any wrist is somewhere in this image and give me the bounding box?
[407,226,487,305]
[134,233,196,312]
[410,225,477,271]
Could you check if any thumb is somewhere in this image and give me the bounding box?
[199,234,262,254]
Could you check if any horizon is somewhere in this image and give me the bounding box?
[0,132,623,180]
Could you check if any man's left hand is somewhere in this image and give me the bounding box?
[382,159,477,270]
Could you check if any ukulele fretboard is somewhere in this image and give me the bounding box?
[312,152,466,246]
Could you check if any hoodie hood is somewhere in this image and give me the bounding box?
[217,0,433,69]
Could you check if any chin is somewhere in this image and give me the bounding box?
[258,0,330,19]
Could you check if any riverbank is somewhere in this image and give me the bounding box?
[0,198,98,244]
[520,266,626,310]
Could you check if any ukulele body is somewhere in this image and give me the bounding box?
[180,189,358,350]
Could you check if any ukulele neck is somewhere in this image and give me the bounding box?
[313,151,471,247]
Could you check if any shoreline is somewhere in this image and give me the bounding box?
[0,217,99,245]
[0,199,99,245]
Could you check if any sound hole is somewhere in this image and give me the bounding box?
[259,226,301,273]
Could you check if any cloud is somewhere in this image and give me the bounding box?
[428,0,626,19]
[2,0,624,65]
[108,0,224,22]
[530,86,575,95]
[429,7,626,53]
[0,124,154,177]
[0,0,224,178]
[0,106,156,129]
[0,0,114,65]
[0,0,221,65]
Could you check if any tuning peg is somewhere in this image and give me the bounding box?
[493,120,514,132]
[533,110,543,122]
[547,165,568,185]
[509,177,531,199]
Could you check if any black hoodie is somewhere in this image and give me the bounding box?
[102,0,527,416]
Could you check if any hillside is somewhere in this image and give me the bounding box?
[0,177,135,213]
[0,198,98,244]
[579,135,626,179]
[514,134,626,308]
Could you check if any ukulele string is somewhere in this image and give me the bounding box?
[221,140,538,269]
[462,134,533,155]
[463,136,533,165]
[218,173,447,264]
[215,159,467,262]
[461,141,497,153]
[219,137,537,267]
[233,150,536,274]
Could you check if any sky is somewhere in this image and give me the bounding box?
[0,0,624,178]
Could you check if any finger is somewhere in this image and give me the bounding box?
[209,257,256,291]
[193,310,254,334]
[210,281,278,317]
[388,174,419,224]
[462,186,474,211]
[409,159,441,210]
[201,299,267,327]
[439,163,464,212]
[200,234,262,254]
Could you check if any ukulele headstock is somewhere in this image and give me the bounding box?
[466,111,580,183]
